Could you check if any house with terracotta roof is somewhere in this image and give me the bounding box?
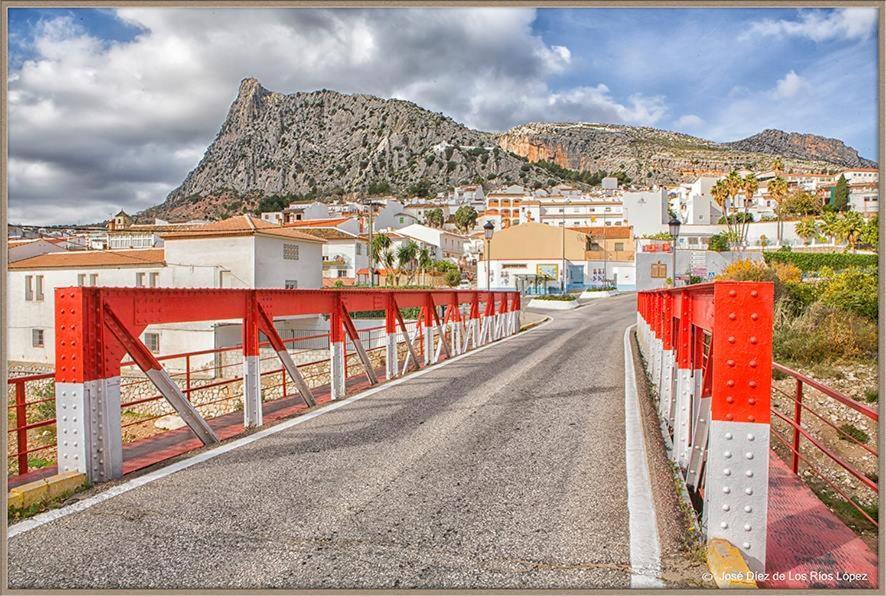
[283,216,360,235]
[298,227,368,280]
[8,215,327,366]
[8,238,68,263]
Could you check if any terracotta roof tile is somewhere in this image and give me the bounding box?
[283,217,354,228]
[9,249,165,270]
[160,215,324,243]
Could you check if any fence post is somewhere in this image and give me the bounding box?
[54,287,123,483]
[385,294,398,379]
[792,379,803,474]
[330,295,346,400]
[704,281,773,574]
[423,295,435,365]
[659,293,676,423]
[15,379,28,475]
[242,293,262,428]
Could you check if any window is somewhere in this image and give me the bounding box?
[285,280,298,289]
[651,262,667,279]
[143,332,160,353]
[283,243,300,260]
[25,275,34,301]
[90,274,98,286]
[35,275,44,301]
[356,244,363,255]
[32,328,45,348]
[136,272,145,287]
[337,271,347,278]
[149,272,159,288]
[78,274,86,287]
[615,242,625,252]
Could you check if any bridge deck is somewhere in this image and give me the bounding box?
[765,451,878,589]
[8,295,707,590]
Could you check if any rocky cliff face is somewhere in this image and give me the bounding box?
[724,129,877,169]
[497,122,875,186]
[150,80,876,220]
[153,79,553,220]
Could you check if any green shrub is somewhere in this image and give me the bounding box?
[818,266,878,321]
[444,270,461,287]
[707,233,730,252]
[763,251,877,272]
[838,423,869,444]
[774,303,877,364]
[863,388,878,403]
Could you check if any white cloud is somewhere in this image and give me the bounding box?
[675,114,704,129]
[772,70,807,99]
[9,8,668,224]
[746,8,877,42]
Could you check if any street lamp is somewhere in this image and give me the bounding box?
[669,214,682,287]
[483,220,495,290]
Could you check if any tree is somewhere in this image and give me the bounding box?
[835,211,865,253]
[370,234,392,265]
[396,240,419,284]
[417,246,434,285]
[772,157,784,175]
[453,205,479,234]
[794,217,818,245]
[721,171,744,248]
[819,211,841,245]
[767,175,789,245]
[833,174,850,212]
[407,178,433,198]
[738,173,759,247]
[367,179,392,196]
[860,215,879,249]
[425,208,444,228]
[780,190,821,218]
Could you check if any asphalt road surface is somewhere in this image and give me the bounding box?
[8,295,705,589]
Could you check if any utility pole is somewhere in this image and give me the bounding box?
[367,199,374,287]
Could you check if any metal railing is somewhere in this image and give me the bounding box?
[770,362,879,527]
[7,322,419,478]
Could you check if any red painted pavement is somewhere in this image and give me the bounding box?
[8,369,385,489]
[765,451,878,589]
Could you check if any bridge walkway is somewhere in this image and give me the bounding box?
[8,295,708,590]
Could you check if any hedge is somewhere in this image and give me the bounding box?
[762,251,877,272]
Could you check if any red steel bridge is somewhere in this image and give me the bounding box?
[6,284,878,589]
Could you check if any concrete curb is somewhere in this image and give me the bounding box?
[706,538,759,589]
[8,471,87,512]
[519,316,550,332]
[526,298,578,310]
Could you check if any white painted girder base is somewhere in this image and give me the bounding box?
[330,341,345,400]
[55,378,123,483]
[243,355,262,428]
[704,420,770,575]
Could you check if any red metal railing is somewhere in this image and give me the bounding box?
[7,322,421,477]
[770,362,879,527]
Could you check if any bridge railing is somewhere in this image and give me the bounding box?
[770,363,878,527]
[636,281,774,574]
[49,287,520,485]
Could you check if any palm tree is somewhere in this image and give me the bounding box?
[396,240,419,285]
[722,171,744,247]
[739,173,759,247]
[772,157,784,175]
[819,212,840,245]
[381,249,396,286]
[370,234,391,264]
[835,212,865,253]
[417,246,433,285]
[767,176,789,245]
[794,217,818,246]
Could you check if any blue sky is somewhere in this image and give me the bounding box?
[7,6,879,224]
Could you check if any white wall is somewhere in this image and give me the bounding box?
[253,235,323,289]
[165,235,254,288]
[622,188,669,236]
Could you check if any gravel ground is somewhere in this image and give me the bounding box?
[8,294,706,590]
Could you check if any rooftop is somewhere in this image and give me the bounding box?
[160,215,324,243]
[9,248,165,270]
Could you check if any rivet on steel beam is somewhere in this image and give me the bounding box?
[749,380,757,388]
[744,524,752,531]
[728,336,736,343]
[722,504,731,511]
[748,398,757,406]
[749,336,758,344]
[747,416,756,422]
[743,542,751,550]
[744,505,752,513]
[745,488,753,495]
[747,434,755,441]
[729,290,737,297]
[727,380,735,387]
[749,359,757,368]
[728,313,736,320]
[726,359,735,367]
[724,468,732,476]
[750,313,759,321]
[726,396,734,403]
[724,451,733,459]
[745,470,754,477]
[750,290,758,297]
[725,432,733,440]
[723,487,731,494]
[720,522,729,529]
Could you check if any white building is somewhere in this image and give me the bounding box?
[397,223,467,260]
[840,168,879,185]
[299,228,369,281]
[622,188,670,237]
[282,201,331,224]
[8,215,325,366]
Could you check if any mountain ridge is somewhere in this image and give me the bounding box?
[145,78,875,221]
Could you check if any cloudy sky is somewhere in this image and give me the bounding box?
[7,6,879,225]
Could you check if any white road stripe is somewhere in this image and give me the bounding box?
[623,324,664,587]
[9,315,549,539]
